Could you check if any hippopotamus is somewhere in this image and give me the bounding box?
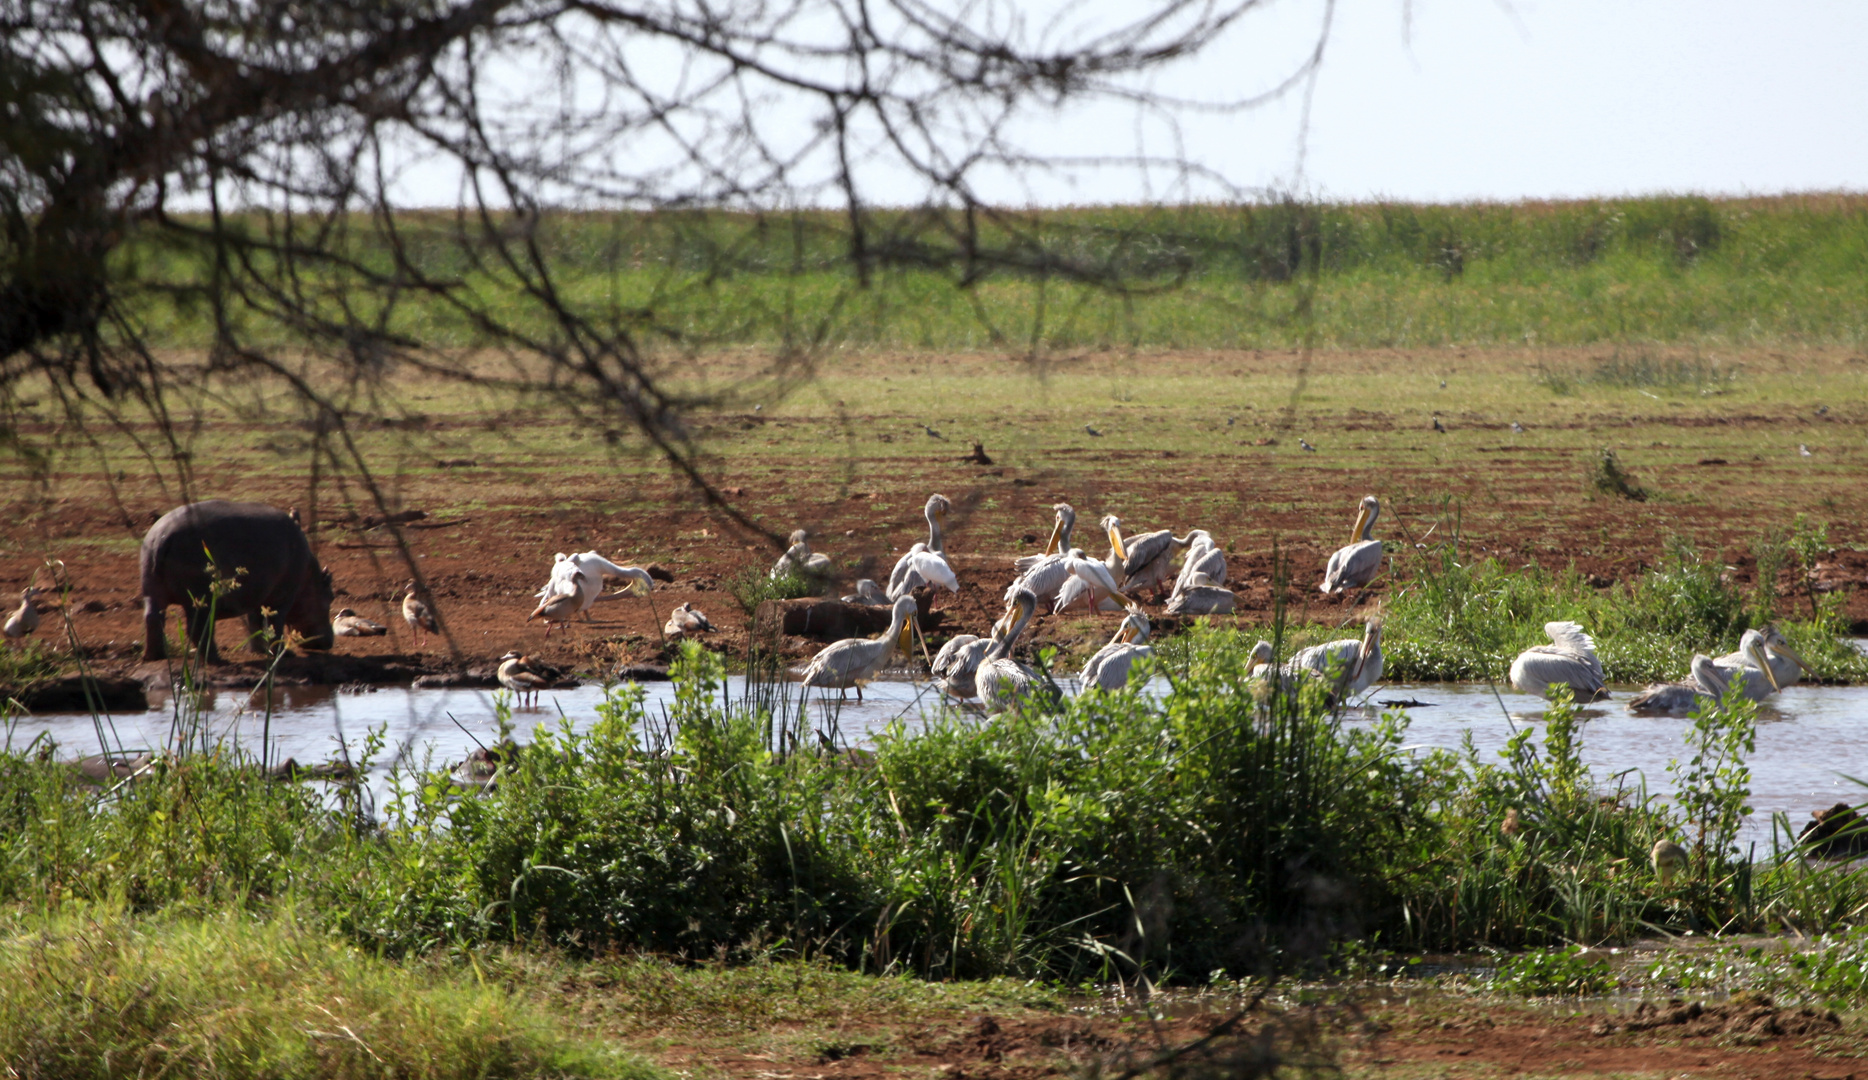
[140,500,335,662]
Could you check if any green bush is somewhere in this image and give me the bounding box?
[1491,946,1616,997]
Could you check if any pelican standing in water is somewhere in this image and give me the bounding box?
[1508,622,1609,701]
[976,590,1053,713]
[1005,504,1078,608]
[1713,624,1809,699]
[800,595,917,701]
[1625,654,1734,716]
[1114,519,1193,600]
[1290,616,1384,700]
[1320,495,1383,595]
[932,630,998,699]
[1079,610,1153,692]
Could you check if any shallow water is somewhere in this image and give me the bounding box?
[11,671,1866,848]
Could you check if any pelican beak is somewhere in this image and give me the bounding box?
[1042,518,1064,556]
[1107,524,1128,562]
[1110,589,1137,609]
[1748,640,1781,692]
[1775,642,1811,672]
[1349,506,1371,545]
[898,619,915,657]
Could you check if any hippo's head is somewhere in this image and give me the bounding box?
[290,565,337,652]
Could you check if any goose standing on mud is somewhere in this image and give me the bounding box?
[1626,654,1732,716]
[1005,504,1078,608]
[1079,610,1153,692]
[1290,616,1384,700]
[1320,495,1383,595]
[402,582,438,648]
[1713,624,1809,699]
[976,590,1053,713]
[1508,622,1609,701]
[800,595,917,701]
[3,588,43,640]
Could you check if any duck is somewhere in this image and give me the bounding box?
[663,602,716,639]
[497,651,558,706]
[332,608,388,637]
[401,582,438,648]
[526,569,586,637]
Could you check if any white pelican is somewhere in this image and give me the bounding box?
[498,651,555,706]
[1508,622,1608,702]
[538,552,655,620]
[887,546,960,603]
[1173,530,1226,593]
[841,579,889,606]
[1079,610,1153,692]
[1713,625,1808,699]
[887,495,956,601]
[401,582,438,648]
[3,588,43,640]
[932,631,997,699]
[663,602,715,639]
[1056,548,1137,615]
[332,608,388,637]
[1005,504,1079,608]
[1290,616,1384,700]
[1108,517,1192,600]
[977,590,1052,713]
[1625,654,1731,716]
[772,530,833,580]
[800,595,917,701]
[1320,495,1383,595]
[1165,572,1235,616]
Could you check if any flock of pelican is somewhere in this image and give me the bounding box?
[1499,616,1808,715]
[791,494,1390,711]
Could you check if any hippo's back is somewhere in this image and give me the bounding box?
[141,500,312,599]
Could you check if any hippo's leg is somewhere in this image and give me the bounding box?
[142,596,169,661]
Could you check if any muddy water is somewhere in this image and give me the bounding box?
[12,673,1867,849]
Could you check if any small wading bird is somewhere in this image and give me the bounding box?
[1652,839,1688,886]
[1625,654,1731,717]
[401,582,438,648]
[800,595,918,701]
[537,552,655,620]
[1299,439,1317,452]
[976,590,1055,714]
[1320,495,1383,595]
[1079,610,1153,693]
[772,530,833,581]
[4,587,43,640]
[663,603,715,639]
[1005,504,1078,608]
[497,651,560,707]
[1289,615,1384,701]
[332,608,388,637]
[1508,621,1609,702]
[527,569,587,637]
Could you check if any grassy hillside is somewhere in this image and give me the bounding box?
[127,195,1868,352]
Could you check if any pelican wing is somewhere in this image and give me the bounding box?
[886,544,926,596]
[1177,544,1226,591]
[890,550,957,599]
[931,634,982,678]
[1119,529,1178,582]
[802,637,891,689]
[1320,540,1383,594]
[1006,555,1074,607]
[1508,648,1607,699]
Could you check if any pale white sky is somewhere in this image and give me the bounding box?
[381,0,1868,208]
